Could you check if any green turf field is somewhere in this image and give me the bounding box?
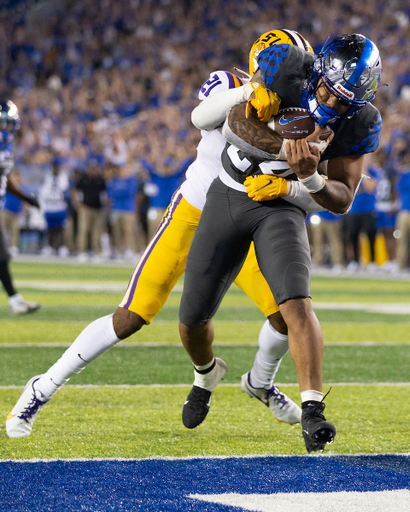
[1,260,410,458]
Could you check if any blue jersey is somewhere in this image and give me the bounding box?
[107,176,139,213]
[142,158,190,209]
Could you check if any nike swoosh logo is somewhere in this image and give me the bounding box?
[78,353,89,363]
[7,413,15,421]
[256,179,274,192]
[184,400,189,405]
[278,115,311,126]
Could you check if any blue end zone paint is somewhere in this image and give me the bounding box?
[1,455,410,511]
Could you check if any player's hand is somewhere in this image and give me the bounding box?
[286,126,333,180]
[25,194,40,208]
[244,174,288,201]
[245,83,281,123]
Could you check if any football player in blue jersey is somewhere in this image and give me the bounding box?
[0,100,42,315]
[179,34,383,453]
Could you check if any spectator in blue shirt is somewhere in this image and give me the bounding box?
[106,162,141,260]
[142,155,191,240]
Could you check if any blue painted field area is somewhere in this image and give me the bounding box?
[1,455,410,511]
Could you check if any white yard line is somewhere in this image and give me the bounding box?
[1,340,409,347]
[1,382,410,390]
[2,452,409,462]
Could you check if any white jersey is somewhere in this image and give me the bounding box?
[180,128,225,211]
[180,70,242,211]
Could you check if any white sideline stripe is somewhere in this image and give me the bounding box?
[1,382,410,390]
[10,280,410,314]
[313,302,410,314]
[1,341,409,348]
[190,490,410,512]
[14,280,175,293]
[2,452,409,463]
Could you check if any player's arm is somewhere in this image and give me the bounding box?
[6,173,39,208]
[224,103,331,161]
[287,137,363,214]
[191,70,279,131]
[225,104,284,156]
[192,84,251,131]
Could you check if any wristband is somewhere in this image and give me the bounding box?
[299,171,326,193]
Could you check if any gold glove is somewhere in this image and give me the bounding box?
[244,174,288,201]
[245,83,281,123]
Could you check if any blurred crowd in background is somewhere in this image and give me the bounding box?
[1,0,410,271]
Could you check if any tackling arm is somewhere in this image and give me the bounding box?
[191,85,253,131]
[191,70,280,131]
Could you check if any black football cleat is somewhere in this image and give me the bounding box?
[182,385,213,429]
[182,358,227,429]
[301,400,336,453]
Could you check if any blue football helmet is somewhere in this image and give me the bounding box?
[302,34,382,126]
[0,100,21,143]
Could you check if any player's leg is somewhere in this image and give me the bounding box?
[0,219,41,315]
[253,205,335,452]
[254,210,320,389]
[234,243,301,424]
[179,180,253,428]
[6,192,200,437]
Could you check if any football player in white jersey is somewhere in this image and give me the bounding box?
[0,100,42,316]
[6,30,317,438]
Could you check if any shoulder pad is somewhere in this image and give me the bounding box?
[198,71,243,100]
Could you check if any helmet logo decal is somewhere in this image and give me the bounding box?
[334,83,355,100]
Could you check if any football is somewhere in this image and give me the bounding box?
[267,107,315,139]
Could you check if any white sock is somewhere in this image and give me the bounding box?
[249,320,289,388]
[194,359,215,372]
[301,390,323,403]
[35,314,121,399]
[193,358,221,391]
